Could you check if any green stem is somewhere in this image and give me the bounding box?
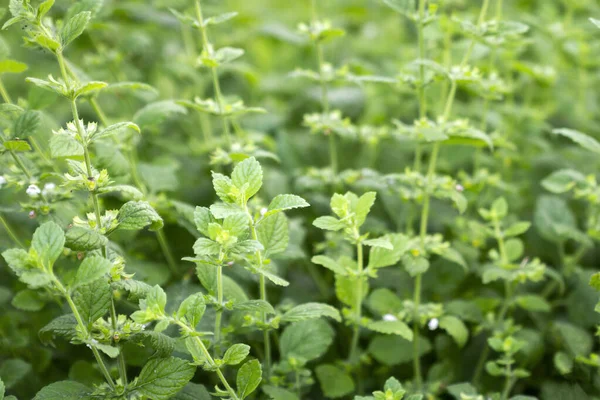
[55,278,116,389]
[414,0,427,172]
[194,0,232,146]
[260,274,271,377]
[57,49,129,388]
[311,0,337,177]
[0,213,24,248]
[246,207,272,377]
[412,273,423,390]
[0,77,12,104]
[214,262,224,356]
[501,371,513,400]
[176,321,239,400]
[156,228,179,276]
[472,344,490,384]
[348,238,363,363]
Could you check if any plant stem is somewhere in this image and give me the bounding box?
[414,0,427,171]
[57,49,129,388]
[156,228,179,275]
[348,238,363,362]
[0,77,12,104]
[54,277,116,388]
[194,0,232,146]
[0,213,24,248]
[176,321,239,400]
[214,262,224,356]
[311,0,337,177]
[501,370,513,400]
[246,207,272,377]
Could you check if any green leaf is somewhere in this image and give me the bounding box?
[94,343,119,358]
[73,256,111,288]
[11,289,44,311]
[39,314,77,345]
[0,359,31,389]
[233,300,276,314]
[73,278,111,326]
[515,295,551,312]
[50,133,83,158]
[553,322,593,357]
[280,319,334,362]
[74,81,107,98]
[439,315,469,347]
[117,201,164,231]
[315,364,355,398]
[265,194,309,216]
[368,288,403,316]
[32,221,65,267]
[356,191,377,227]
[368,234,409,269]
[171,383,211,400]
[542,169,586,194]
[236,359,262,399]
[263,386,299,400]
[130,330,176,358]
[368,320,413,341]
[0,59,27,74]
[232,157,263,200]
[37,0,54,20]
[177,293,206,327]
[223,344,250,365]
[134,100,187,128]
[313,216,345,231]
[433,246,467,271]
[363,237,393,249]
[14,110,40,138]
[368,334,432,365]
[193,238,220,256]
[554,351,573,375]
[33,381,90,399]
[113,279,153,301]
[312,255,348,276]
[92,121,140,140]
[60,11,91,47]
[3,139,32,152]
[135,357,196,400]
[281,302,341,322]
[194,206,214,237]
[534,195,582,244]
[257,213,288,257]
[553,128,600,154]
[447,382,478,400]
[504,221,532,237]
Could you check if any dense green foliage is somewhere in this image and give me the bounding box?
[1,0,600,399]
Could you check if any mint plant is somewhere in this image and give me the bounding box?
[1,1,600,399]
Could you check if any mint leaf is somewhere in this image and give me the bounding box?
[65,226,107,251]
[223,343,250,365]
[117,201,164,231]
[231,157,262,200]
[266,194,309,216]
[236,359,262,399]
[73,278,111,326]
[281,302,341,322]
[74,256,111,288]
[368,320,413,341]
[315,364,355,398]
[176,293,206,327]
[11,289,45,311]
[33,381,90,399]
[280,319,334,362]
[257,213,288,257]
[60,11,91,47]
[135,357,196,400]
[32,221,65,267]
[313,216,345,231]
[439,316,469,348]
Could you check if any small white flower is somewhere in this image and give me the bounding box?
[455,184,464,192]
[428,318,439,330]
[0,176,6,187]
[260,207,268,216]
[383,314,398,322]
[44,183,56,191]
[26,184,41,197]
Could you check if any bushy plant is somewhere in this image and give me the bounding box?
[1,0,600,399]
